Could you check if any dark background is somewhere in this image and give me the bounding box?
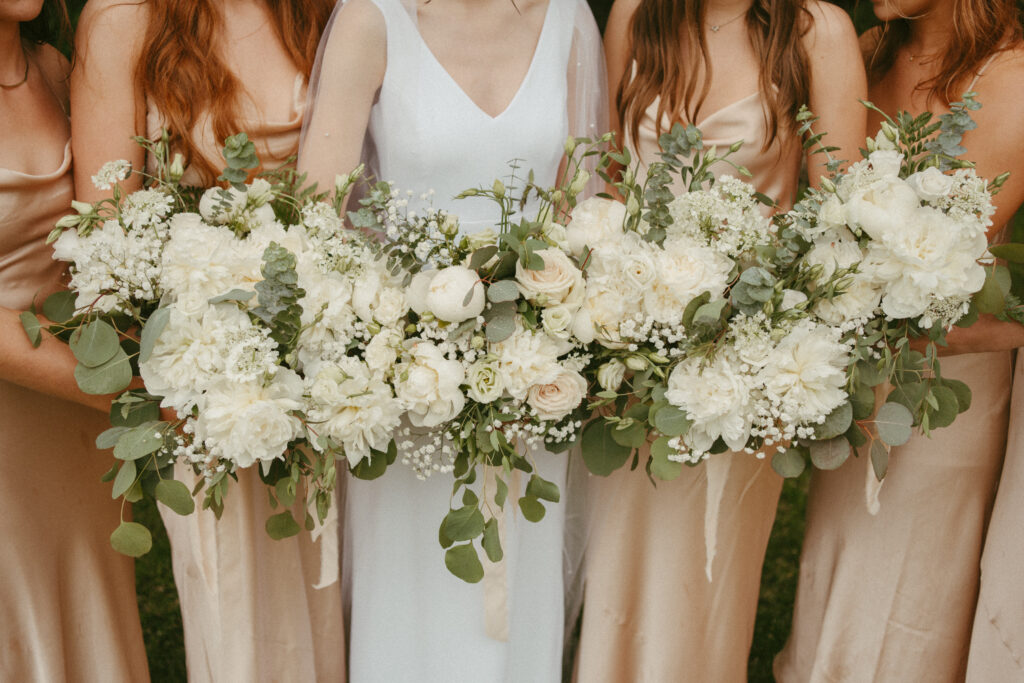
[52,1,1020,681]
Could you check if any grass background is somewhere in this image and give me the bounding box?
[57,0,1020,680]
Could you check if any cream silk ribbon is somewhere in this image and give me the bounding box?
[481,465,520,641]
[311,489,340,589]
[703,454,733,581]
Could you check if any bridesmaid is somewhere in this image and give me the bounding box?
[0,1,149,680]
[299,0,605,680]
[776,2,1024,681]
[575,1,866,681]
[71,1,344,681]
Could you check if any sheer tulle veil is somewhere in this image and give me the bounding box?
[298,0,608,644]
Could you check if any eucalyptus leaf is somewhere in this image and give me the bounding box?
[487,280,520,303]
[113,422,165,461]
[155,479,196,516]
[70,319,120,368]
[525,475,560,503]
[988,243,1024,263]
[207,289,256,305]
[441,505,485,542]
[975,267,1006,314]
[692,299,727,327]
[481,518,503,563]
[139,307,171,365]
[870,439,889,480]
[649,436,683,481]
[580,420,633,476]
[494,476,508,508]
[850,382,876,421]
[74,348,133,395]
[518,496,546,522]
[856,359,888,387]
[809,437,851,471]
[42,290,76,324]
[611,421,647,449]
[20,311,41,348]
[652,404,692,437]
[875,402,913,446]
[265,511,302,540]
[943,378,972,414]
[110,521,153,558]
[772,448,806,478]
[445,543,484,583]
[111,460,137,499]
[815,401,853,441]
[274,478,296,508]
[926,385,959,429]
[96,426,131,450]
[469,245,499,270]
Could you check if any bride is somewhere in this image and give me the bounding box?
[298,0,605,680]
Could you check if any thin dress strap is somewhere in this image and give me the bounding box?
[967,46,1005,92]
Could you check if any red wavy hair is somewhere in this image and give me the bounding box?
[137,0,333,184]
[617,0,812,151]
[866,0,1024,104]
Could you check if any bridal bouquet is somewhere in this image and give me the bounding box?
[348,142,607,581]
[575,124,853,479]
[24,133,396,555]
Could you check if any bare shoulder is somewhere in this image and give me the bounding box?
[607,0,642,33]
[978,42,1024,92]
[332,0,385,34]
[801,0,858,51]
[76,0,148,36]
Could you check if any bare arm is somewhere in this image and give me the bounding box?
[802,1,869,187]
[71,0,148,202]
[297,0,387,203]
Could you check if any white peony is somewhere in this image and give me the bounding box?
[843,176,921,242]
[526,369,587,421]
[395,341,466,427]
[425,265,485,323]
[565,197,627,256]
[759,322,849,424]
[643,237,733,324]
[491,326,566,400]
[406,270,437,315]
[665,354,753,454]
[194,370,305,468]
[515,248,584,306]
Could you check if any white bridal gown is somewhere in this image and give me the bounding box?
[302,0,606,681]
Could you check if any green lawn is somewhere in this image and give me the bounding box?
[133,473,810,682]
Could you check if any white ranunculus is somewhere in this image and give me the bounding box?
[395,341,466,427]
[541,305,575,340]
[906,167,955,202]
[425,265,485,323]
[527,369,587,421]
[465,359,505,404]
[566,197,627,256]
[759,322,849,424]
[867,150,904,179]
[843,177,921,242]
[597,359,626,392]
[194,370,305,468]
[364,328,402,374]
[305,358,403,466]
[407,270,437,315]
[491,326,565,400]
[665,354,753,453]
[515,248,584,306]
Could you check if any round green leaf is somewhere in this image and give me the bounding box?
[110,521,153,558]
[96,426,131,450]
[445,543,484,583]
[611,421,647,449]
[486,280,520,303]
[155,479,196,516]
[74,348,132,395]
[139,307,171,364]
[580,420,633,476]
[772,448,807,478]
[815,401,853,441]
[809,437,851,471]
[653,404,692,437]
[856,359,887,388]
[113,422,165,461]
[484,312,516,343]
[988,243,1024,263]
[441,505,485,542]
[518,496,546,522]
[481,518,503,563]
[850,382,876,421]
[649,436,683,481]
[975,267,1006,314]
[525,475,560,503]
[265,511,302,540]
[42,290,77,324]
[943,378,972,414]
[926,385,960,429]
[70,319,121,368]
[875,402,913,446]
[20,311,42,347]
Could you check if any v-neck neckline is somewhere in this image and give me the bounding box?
[694,91,760,129]
[405,0,555,121]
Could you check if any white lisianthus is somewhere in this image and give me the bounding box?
[305,358,403,467]
[540,305,575,340]
[526,369,587,421]
[395,341,466,427]
[194,370,305,469]
[759,322,849,425]
[597,359,626,392]
[425,265,485,323]
[565,197,627,256]
[779,289,808,311]
[515,248,584,306]
[905,167,955,202]
[665,354,753,454]
[577,283,631,347]
[465,359,505,404]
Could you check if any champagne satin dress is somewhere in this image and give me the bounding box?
[775,59,1013,683]
[965,357,1024,682]
[0,47,149,682]
[574,92,801,683]
[148,75,345,683]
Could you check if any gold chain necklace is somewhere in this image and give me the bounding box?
[708,7,748,32]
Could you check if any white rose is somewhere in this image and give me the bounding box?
[566,197,627,256]
[905,167,955,202]
[867,150,904,179]
[597,359,626,392]
[51,228,82,262]
[407,270,437,315]
[526,369,587,421]
[395,341,466,427]
[466,359,505,404]
[425,265,485,323]
[194,371,305,469]
[843,177,921,242]
[515,248,584,306]
[541,305,575,340]
[375,286,408,325]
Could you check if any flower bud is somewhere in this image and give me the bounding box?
[492,179,506,198]
[471,335,486,350]
[568,170,591,196]
[440,215,460,238]
[366,321,381,336]
[648,352,670,365]
[626,195,640,216]
[625,355,647,372]
[819,177,836,194]
[71,200,94,215]
[597,359,626,392]
[881,120,898,142]
[169,154,185,182]
[564,136,578,156]
[55,214,82,229]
